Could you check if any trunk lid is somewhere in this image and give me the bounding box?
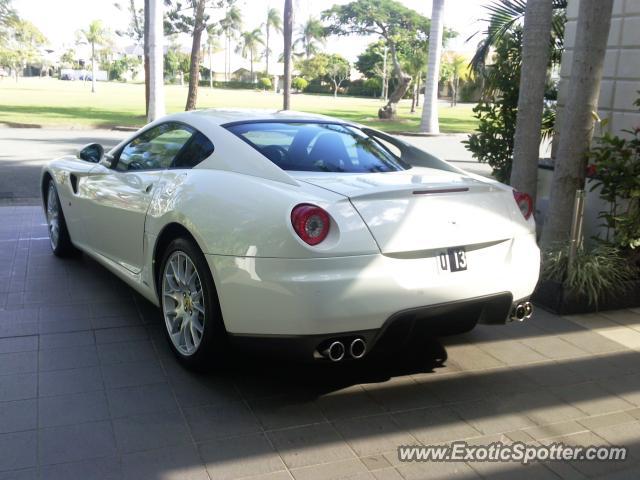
[294,168,518,255]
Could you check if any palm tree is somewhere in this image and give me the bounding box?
[509,0,554,205]
[283,0,293,110]
[206,29,221,88]
[293,17,325,60]
[147,0,165,121]
[265,7,282,77]
[470,0,567,74]
[420,0,445,134]
[541,0,614,247]
[441,53,471,107]
[78,20,109,93]
[220,5,242,81]
[236,28,264,83]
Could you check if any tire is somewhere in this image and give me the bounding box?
[45,179,75,257]
[159,237,227,370]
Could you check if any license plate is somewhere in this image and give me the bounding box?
[439,247,468,272]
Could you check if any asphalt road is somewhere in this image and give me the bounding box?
[0,127,124,205]
[0,127,489,205]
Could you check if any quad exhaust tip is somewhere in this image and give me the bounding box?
[323,341,345,362]
[349,338,366,359]
[510,301,533,322]
[318,337,367,361]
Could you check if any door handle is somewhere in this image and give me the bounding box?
[144,183,154,194]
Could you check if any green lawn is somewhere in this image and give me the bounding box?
[0,77,477,133]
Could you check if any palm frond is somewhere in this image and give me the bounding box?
[470,0,567,73]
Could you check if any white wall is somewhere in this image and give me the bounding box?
[559,0,640,137]
[542,0,640,243]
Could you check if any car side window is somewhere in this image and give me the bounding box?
[115,123,194,172]
[172,131,215,169]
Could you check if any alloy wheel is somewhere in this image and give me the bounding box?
[46,183,60,250]
[162,250,206,356]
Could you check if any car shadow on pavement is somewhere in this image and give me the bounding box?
[223,336,450,398]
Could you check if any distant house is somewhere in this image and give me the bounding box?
[200,49,292,90]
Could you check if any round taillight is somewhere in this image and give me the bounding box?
[291,204,330,246]
[513,190,533,220]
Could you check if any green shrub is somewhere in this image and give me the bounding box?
[259,77,272,90]
[292,77,308,92]
[588,99,640,252]
[464,30,521,183]
[541,244,637,306]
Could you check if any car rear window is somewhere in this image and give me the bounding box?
[225,122,410,173]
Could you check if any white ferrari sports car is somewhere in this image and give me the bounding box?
[41,109,539,367]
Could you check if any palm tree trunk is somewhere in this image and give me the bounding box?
[420,0,445,133]
[209,46,213,88]
[410,81,417,113]
[91,42,96,93]
[283,0,293,110]
[509,0,554,205]
[144,0,150,116]
[185,0,205,111]
[147,0,165,122]
[454,77,459,106]
[266,24,270,76]
[250,51,254,83]
[541,0,614,247]
[225,36,229,81]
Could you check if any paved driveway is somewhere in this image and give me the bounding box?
[2,205,640,479]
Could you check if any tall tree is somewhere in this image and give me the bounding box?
[541,0,614,246]
[144,0,150,114]
[114,0,148,113]
[420,0,445,133]
[400,37,428,113]
[78,20,109,93]
[187,0,205,110]
[206,28,220,87]
[283,0,293,110]
[265,7,282,77]
[0,0,16,34]
[236,28,264,82]
[0,19,46,81]
[166,0,232,111]
[293,17,325,59]
[323,0,433,120]
[470,0,567,74]
[219,5,242,81]
[509,0,553,204]
[325,54,350,98]
[439,52,470,107]
[147,0,165,121]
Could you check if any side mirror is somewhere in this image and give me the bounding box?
[78,143,104,163]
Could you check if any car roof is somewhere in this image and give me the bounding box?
[186,108,351,126]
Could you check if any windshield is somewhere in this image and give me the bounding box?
[225,122,410,173]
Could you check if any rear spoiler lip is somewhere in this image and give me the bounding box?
[413,187,470,195]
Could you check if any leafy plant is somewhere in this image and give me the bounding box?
[588,98,640,253]
[258,77,272,90]
[541,244,638,307]
[464,29,521,183]
[465,0,566,183]
[469,0,567,73]
[291,76,308,92]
